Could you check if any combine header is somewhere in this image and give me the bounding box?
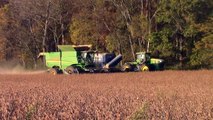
[38,45,122,74]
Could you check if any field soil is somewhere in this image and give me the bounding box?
[0,70,213,119]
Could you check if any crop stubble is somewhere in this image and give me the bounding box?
[0,70,213,119]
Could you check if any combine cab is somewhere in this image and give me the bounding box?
[122,52,164,72]
[38,45,122,74]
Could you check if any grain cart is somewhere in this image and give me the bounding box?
[38,45,122,74]
[121,52,164,72]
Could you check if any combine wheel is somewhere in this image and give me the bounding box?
[100,68,110,73]
[140,65,149,72]
[89,69,95,73]
[65,66,79,74]
[49,68,59,75]
[121,63,131,72]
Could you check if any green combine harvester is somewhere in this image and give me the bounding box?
[121,52,165,72]
[38,45,122,74]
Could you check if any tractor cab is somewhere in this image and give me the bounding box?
[136,52,151,64]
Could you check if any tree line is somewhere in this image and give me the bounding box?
[0,0,212,69]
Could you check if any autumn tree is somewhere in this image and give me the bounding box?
[0,4,8,61]
[2,0,74,68]
[0,0,212,69]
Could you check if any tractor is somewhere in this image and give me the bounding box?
[121,52,164,72]
[38,45,122,74]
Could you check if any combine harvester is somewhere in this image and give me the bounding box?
[38,45,122,74]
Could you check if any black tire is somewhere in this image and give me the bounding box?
[65,66,79,74]
[133,66,139,72]
[89,69,95,73]
[53,66,60,69]
[100,68,110,73]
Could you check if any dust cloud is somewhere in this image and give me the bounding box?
[0,60,46,75]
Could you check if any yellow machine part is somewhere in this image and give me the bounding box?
[141,65,149,71]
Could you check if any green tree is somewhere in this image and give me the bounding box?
[190,18,213,69]
[153,0,212,69]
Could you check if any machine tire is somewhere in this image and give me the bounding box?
[89,69,95,73]
[100,68,109,73]
[66,66,79,74]
[140,65,149,72]
[133,66,139,72]
[121,63,131,72]
[49,68,59,75]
